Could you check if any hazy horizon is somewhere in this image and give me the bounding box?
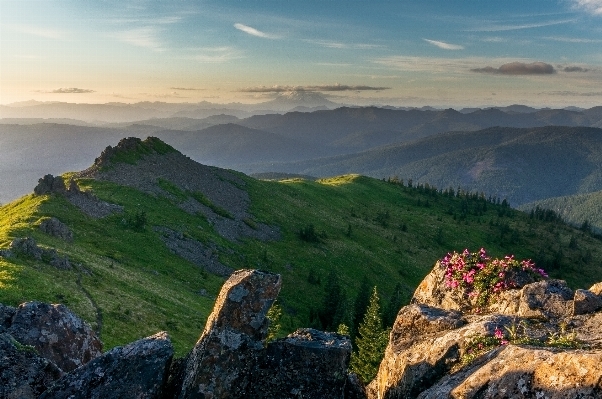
[1,1,602,109]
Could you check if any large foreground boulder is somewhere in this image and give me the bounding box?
[0,332,63,399]
[417,345,602,398]
[179,269,282,399]
[39,331,173,399]
[251,328,352,399]
[8,301,102,372]
[370,259,602,399]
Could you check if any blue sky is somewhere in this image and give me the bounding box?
[1,0,601,107]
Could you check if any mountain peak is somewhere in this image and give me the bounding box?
[259,90,339,111]
[91,136,177,169]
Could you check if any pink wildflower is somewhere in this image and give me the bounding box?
[494,327,504,340]
[500,340,509,345]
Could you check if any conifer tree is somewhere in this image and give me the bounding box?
[350,286,390,384]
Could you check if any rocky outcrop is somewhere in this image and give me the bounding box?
[0,237,72,269]
[8,301,102,372]
[179,269,282,398]
[1,268,361,398]
[39,217,74,242]
[155,226,233,277]
[39,331,173,399]
[251,328,352,399]
[417,345,602,398]
[370,261,602,399]
[0,332,63,399]
[34,174,67,195]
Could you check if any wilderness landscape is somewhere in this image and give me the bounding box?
[3,0,602,398]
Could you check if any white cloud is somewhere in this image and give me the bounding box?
[234,23,279,39]
[543,36,602,43]
[195,47,242,63]
[373,56,530,74]
[571,0,602,15]
[469,18,575,32]
[304,39,385,50]
[112,27,164,51]
[423,39,464,50]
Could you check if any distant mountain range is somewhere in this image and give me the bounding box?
[2,104,602,206]
[0,91,342,123]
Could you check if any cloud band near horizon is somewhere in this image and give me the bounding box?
[239,84,390,93]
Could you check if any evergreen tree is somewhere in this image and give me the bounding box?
[383,283,405,327]
[319,269,345,330]
[353,277,372,338]
[350,287,390,384]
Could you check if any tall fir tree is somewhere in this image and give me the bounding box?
[350,286,390,384]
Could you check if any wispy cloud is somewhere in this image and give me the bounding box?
[112,27,164,51]
[239,84,390,93]
[543,36,602,43]
[469,18,575,32]
[36,88,96,94]
[423,39,464,50]
[15,25,64,39]
[571,0,602,15]
[563,66,589,72]
[234,23,279,39]
[194,47,242,63]
[305,39,385,50]
[170,87,205,91]
[542,90,602,96]
[471,62,556,75]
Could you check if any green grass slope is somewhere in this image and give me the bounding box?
[2,137,602,356]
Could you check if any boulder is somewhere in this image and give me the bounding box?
[589,282,602,296]
[345,373,368,399]
[8,302,102,372]
[518,280,574,320]
[0,332,63,399]
[34,175,66,195]
[250,328,352,399]
[39,331,173,399]
[573,288,602,315]
[0,303,16,333]
[411,261,470,312]
[371,303,511,399]
[179,269,282,399]
[39,217,74,242]
[417,345,602,398]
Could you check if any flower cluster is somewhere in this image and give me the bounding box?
[460,327,509,368]
[441,248,548,308]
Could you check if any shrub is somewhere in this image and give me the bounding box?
[440,248,548,308]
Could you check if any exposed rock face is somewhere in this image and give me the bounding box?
[518,279,574,320]
[155,226,233,277]
[573,288,602,315]
[373,309,512,399]
[39,331,173,399]
[34,174,66,195]
[179,269,282,399]
[39,217,74,242]
[1,237,72,269]
[0,303,16,333]
[8,301,102,372]
[0,332,63,399]
[371,260,602,399]
[251,328,352,399]
[417,345,602,398]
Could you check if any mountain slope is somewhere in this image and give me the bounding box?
[262,126,602,206]
[2,137,602,356]
[519,190,602,230]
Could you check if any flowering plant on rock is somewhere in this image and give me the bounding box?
[440,248,548,308]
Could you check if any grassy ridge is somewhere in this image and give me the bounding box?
[2,164,602,356]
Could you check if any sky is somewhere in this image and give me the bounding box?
[1,0,602,108]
